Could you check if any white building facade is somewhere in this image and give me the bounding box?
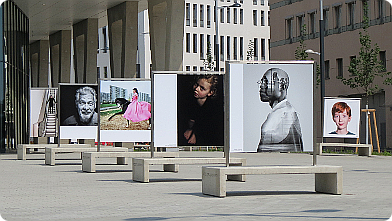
[96,1,270,77]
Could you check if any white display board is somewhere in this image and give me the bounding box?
[227,61,314,152]
[323,97,360,138]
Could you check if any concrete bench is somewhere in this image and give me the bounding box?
[17,144,91,160]
[82,152,179,172]
[45,147,128,166]
[132,157,246,183]
[202,165,343,197]
[315,143,372,156]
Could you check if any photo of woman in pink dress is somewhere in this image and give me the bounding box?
[123,88,151,127]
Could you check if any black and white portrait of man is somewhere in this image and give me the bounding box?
[61,85,98,126]
[257,68,303,152]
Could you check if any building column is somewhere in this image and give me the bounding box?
[49,30,72,87]
[107,1,138,78]
[148,0,184,71]
[30,40,49,87]
[73,18,98,84]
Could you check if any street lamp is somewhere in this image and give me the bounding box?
[215,2,241,71]
[305,49,320,55]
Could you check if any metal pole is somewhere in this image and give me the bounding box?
[320,0,325,145]
[215,0,219,71]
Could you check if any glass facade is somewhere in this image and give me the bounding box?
[0,1,29,152]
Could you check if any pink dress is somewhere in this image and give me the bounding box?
[123,93,151,122]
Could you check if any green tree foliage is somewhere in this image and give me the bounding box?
[246,40,254,61]
[340,0,391,104]
[295,24,309,60]
[203,42,215,71]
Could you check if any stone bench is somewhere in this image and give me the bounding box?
[315,143,372,156]
[202,165,343,197]
[132,157,246,183]
[82,152,179,172]
[17,144,91,160]
[45,147,128,166]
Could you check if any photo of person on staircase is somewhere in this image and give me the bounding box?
[30,88,58,138]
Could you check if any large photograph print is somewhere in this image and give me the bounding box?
[30,88,58,137]
[229,62,314,152]
[323,97,360,138]
[177,75,224,146]
[59,84,98,139]
[100,79,151,142]
[153,72,224,147]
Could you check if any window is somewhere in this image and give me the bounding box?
[220,8,224,23]
[254,38,258,61]
[193,66,198,71]
[309,12,316,35]
[253,0,257,5]
[200,5,204,27]
[234,8,238,24]
[297,15,304,37]
[104,66,108,78]
[377,0,384,19]
[286,17,293,39]
[325,60,330,79]
[193,34,197,53]
[240,37,244,60]
[193,4,197,27]
[97,67,100,78]
[253,10,257,26]
[260,0,264,5]
[347,2,355,26]
[337,58,343,78]
[240,9,244,24]
[334,5,342,29]
[227,8,230,23]
[227,36,230,60]
[380,51,387,71]
[261,38,265,60]
[102,27,108,53]
[186,66,191,71]
[220,36,224,61]
[200,34,204,59]
[268,11,270,26]
[260,11,264,26]
[234,37,238,60]
[207,5,211,28]
[323,8,329,34]
[186,3,190,26]
[186,33,190,53]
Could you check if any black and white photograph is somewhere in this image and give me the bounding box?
[99,79,151,142]
[60,85,99,126]
[59,84,98,140]
[30,88,58,137]
[323,98,360,138]
[177,74,224,147]
[228,62,314,152]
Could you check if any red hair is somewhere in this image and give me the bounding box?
[331,102,351,119]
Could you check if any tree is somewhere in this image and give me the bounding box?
[246,40,254,61]
[203,42,215,71]
[294,24,309,60]
[294,24,321,85]
[340,0,391,105]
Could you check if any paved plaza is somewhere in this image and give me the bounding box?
[0,151,391,221]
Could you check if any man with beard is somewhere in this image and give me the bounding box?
[257,68,303,152]
[63,86,98,126]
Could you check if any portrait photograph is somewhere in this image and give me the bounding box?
[30,88,58,137]
[323,97,360,138]
[228,61,314,152]
[177,74,224,147]
[99,79,151,143]
[59,84,98,140]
